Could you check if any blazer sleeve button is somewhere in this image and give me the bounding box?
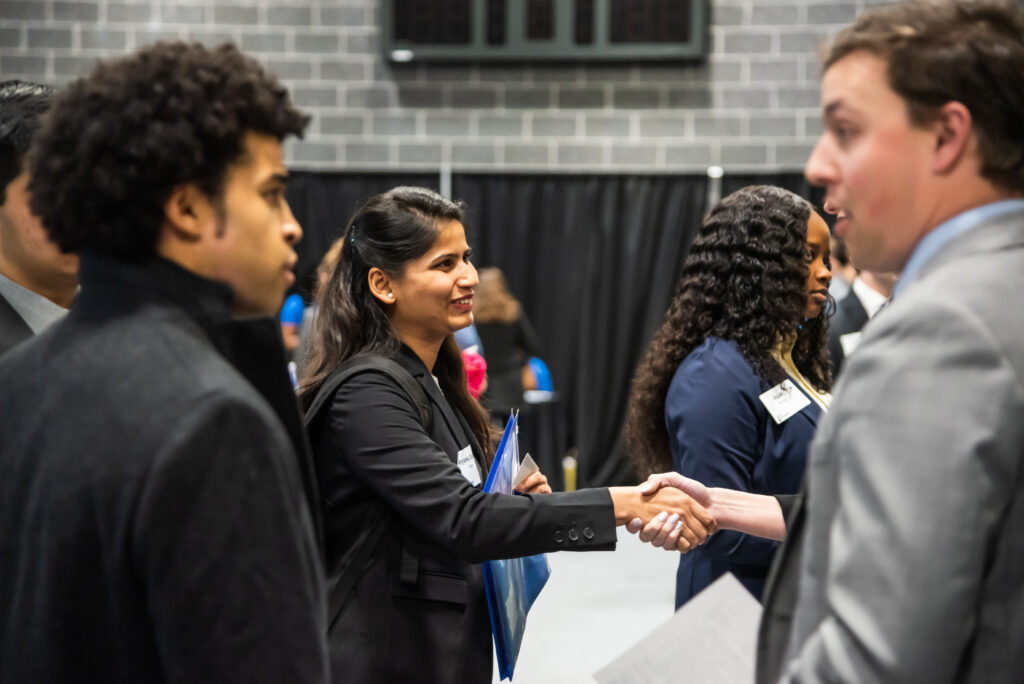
[583,526,594,540]
[553,529,564,543]
[568,528,579,542]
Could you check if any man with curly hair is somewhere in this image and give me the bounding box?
[0,80,78,357]
[634,1,1024,681]
[0,43,328,682]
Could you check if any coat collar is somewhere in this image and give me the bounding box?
[74,252,236,352]
[393,344,487,475]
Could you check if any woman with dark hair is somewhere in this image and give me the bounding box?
[626,185,833,608]
[299,186,715,684]
[473,266,541,421]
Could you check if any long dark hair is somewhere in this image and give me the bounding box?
[627,185,833,476]
[298,186,494,458]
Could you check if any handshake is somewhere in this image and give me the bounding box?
[614,472,788,553]
[609,472,716,553]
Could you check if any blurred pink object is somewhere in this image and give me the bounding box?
[462,349,487,399]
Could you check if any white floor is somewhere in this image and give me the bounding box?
[492,531,680,683]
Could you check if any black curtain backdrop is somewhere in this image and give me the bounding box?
[722,172,827,219]
[285,171,440,299]
[453,174,708,487]
[283,171,827,488]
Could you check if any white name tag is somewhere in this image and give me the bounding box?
[839,331,862,357]
[759,379,811,424]
[456,445,482,486]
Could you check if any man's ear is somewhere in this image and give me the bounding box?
[931,101,973,176]
[161,183,211,242]
[367,267,396,305]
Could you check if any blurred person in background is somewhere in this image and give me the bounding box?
[473,266,542,423]
[0,80,78,358]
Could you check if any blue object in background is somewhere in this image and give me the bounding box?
[527,357,553,391]
[279,293,305,325]
[482,412,551,681]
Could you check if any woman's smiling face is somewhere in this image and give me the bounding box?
[386,219,479,347]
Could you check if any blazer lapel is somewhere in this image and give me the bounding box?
[0,294,34,354]
[846,294,869,331]
[394,346,488,476]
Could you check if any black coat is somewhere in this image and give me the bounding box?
[311,345,616,684]
[0,254,328,684]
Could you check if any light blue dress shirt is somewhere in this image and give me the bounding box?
[894,199,1024,297]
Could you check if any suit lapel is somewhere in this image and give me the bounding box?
[844,293,869,331]
[0,294,34,354]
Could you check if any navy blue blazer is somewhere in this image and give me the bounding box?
[666,337,822,607]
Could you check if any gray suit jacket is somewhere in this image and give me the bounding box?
[758,207,1024,683]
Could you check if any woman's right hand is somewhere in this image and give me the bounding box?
[608,485,716,552]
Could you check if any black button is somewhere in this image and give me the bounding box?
[583,526,594,540]
[553,529,564,543]
[568,528,579,541]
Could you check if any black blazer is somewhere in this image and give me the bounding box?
[826,290,869,378]
[0,291,33,358]
[312,345,616,684]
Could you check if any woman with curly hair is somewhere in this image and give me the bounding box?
[626,185,833,608]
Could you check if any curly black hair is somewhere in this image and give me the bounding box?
[626,185,833,476]
[27,42,309,261]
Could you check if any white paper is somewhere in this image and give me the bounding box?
[593,573,760,684]
[513,453,539,488]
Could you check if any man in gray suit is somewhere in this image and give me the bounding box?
[633,1,1024,681]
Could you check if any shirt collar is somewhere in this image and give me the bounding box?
[893,199,1024,297]
[851,276,889,318]
[0,271,70,334]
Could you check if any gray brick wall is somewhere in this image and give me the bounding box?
[0,0,883,173]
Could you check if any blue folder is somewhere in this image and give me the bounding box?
[482,412,552,681]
